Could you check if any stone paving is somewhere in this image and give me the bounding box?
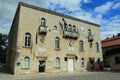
[0,68,120,80]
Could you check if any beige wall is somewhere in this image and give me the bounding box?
[6,7,20,74]
[109,53,120,71]
[8,5,103,74]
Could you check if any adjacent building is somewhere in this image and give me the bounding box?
[6,2,103,74]
[102,33,120,71]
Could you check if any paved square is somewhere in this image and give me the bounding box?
[0,68,120,80]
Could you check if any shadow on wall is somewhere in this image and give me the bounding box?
[0,65,11,74]
[86,60,103,71]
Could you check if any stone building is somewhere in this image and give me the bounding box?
[6,2,103,74]
[102,33,120,71]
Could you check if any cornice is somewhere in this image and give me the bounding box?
[19,2,100,27]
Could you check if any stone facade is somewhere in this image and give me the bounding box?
[6,2,103,74]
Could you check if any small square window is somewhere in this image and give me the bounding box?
[115,57,120,64]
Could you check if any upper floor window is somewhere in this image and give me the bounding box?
[23,56,30,68]
[96,42,99,52]
[41,18,46,26]
[25,32,31,47]
[80,40,84,52]
[72,25,76,32]
[115,57,120,64]
[67,24,71,32]
[88,29,91,35]
[55,57,60,67]
[55,37,60,49]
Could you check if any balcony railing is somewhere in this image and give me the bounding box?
[72,32,78,39]
[63,30,78,39]
[88,35,94,42]
[63,31,71,37]
[39,25,47,34]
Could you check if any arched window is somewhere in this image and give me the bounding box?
[54,26,57,30]
[67,24,71,32]
[96,42,99,52]
[88,29,91,35]
[72,25,76,32]
[80,40,84,52]
[23,56,30,68]
[55,57,60,67]
[81,58,85,66]
[41,17,46,26]
[55,37,60,49]
[25,32,31,47]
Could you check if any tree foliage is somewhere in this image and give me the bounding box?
[0,33,8,64]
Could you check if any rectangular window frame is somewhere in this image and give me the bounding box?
[115,57,120,64]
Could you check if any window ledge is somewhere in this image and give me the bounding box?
[54,48,61,51]
[21,67,31,70]
[80,50,84,52]
[54,66,61,68]
[40,25,48,27]
[23,46,32,48]
[96,51,100,53]
[81,65,85,67]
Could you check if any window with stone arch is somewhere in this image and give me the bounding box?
[67,24,72,32]
[23,56,30,68]
[96,42,99,52]
[55,37,60,49]
[25,32,31,47]
[41,17,46,26]
[88,29,91,35]
[81,58,85,66]
[80,40,84,52]
[72,25,76,32]
[55,57,60,67]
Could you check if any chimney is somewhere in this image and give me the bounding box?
[106,37,109,39]
[113,35,115,37]
[117,33,120,36]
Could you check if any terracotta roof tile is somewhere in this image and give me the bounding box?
[102,34,120,48]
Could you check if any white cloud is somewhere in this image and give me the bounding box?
[0,1,17,19]
[100,15,120,39]
[0,0,49,34]
[112,2,120,9]
[0,22,11,34]
[49,0,81,11]
[0,0,120,41]
[0,0,100,34]
[83,0,91,3]
[0,0,18,34]
[100,31,118,40]
[94,2,114,14]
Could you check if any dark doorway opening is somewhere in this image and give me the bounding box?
[89,58,95,71]
[39,61,45,72]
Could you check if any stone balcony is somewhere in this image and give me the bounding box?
[63,31,78,39]
[88,35,94,42]
[71,32,78,39]
[39,25,47,34]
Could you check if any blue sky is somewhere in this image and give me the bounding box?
[0,0,120,40]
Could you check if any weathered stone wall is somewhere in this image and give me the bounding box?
[8,2,103,74]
